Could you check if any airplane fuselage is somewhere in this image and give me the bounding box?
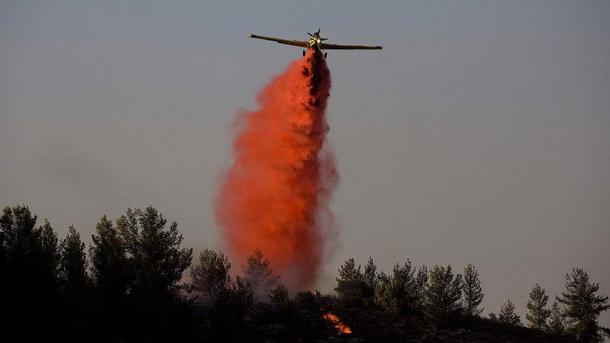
[307,35,325,50]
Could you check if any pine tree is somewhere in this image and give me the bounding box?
[526,283,550,330]
[217,275,254,312]
[59,225,90,296]
[374,260,426,314]
[0,206,59,302]
[336,258,362,284]
[416,265,428,291]
[1,205,39,298]
[462,264,484,316]
[0,206,62,339]
[207,275,255,342]
[38,219,60,297]
[90,215,130,299]
[242,249,278,302]
[557,268,610,343]
[363,257,378,298]
[0,217,4,273]
[117,207,193,301]
[499,299,522,326]
[190,248,231,302]
[335,257,365,305]
[547,301,567,335]
[423,265,463,322]
[269,284,289,305]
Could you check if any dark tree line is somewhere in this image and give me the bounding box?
[0,205,336,342]
[1,204,608,343]
[0,205,193,342]
[335,257,609,343]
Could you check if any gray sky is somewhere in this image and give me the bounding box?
[1,0,609,325]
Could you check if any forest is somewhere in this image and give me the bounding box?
[1,204,608,342]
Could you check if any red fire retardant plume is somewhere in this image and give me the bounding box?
[216,49,337,289]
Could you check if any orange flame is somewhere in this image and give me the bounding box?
[216,49,337,289]
[323,312,352,335]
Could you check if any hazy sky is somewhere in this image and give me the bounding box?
[1,0,609,325]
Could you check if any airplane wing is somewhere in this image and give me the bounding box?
[249,34,308,48]
[319,42,383,50]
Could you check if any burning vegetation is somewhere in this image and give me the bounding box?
[323,312,352,335]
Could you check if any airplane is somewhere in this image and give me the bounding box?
[248,28,382,57]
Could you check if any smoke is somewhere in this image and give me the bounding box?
[216,49,337,289]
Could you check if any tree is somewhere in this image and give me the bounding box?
[114,207,193,341]
[363,257,378,298]
[0,206,59,302]
[547,301,567,335]
[39,219,60,285]
[374,260,427,314]
[117,207,192,301]
[242,249,278,302]
[59,225,90,296]
[269,284,289,305]
[209,276,254,341]
[90,215,130,299]
[190,248,231,302]
[215,276,254,318]
[526,283,550,330]
[499,299,522,326]
[0,206,63,341]
[423,265,463,322]
[2,205,40,295]
[0,216,5,286]
[462,264,484,316]
[557,268,610,343]
[335,257,365,305]
[416,266,428,294]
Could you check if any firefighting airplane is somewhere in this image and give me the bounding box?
[248,28,382,57]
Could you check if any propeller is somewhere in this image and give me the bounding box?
[307,29,327,46]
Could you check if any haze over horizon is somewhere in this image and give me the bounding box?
[1,0,609,325]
